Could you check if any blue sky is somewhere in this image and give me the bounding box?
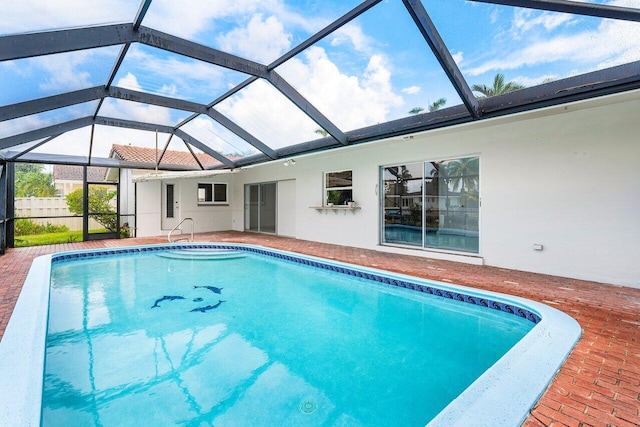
[1,0,639,158]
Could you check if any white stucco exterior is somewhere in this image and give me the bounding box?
[131,91,640,288]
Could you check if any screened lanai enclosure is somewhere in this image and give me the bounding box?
[1,0,640,252]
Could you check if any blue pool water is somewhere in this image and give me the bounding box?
[42,247,534,426]
[384,225,479,253]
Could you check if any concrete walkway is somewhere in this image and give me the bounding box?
[1,231,638,426]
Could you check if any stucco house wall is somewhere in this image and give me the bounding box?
[132,92,639,288]
[135,174,237,238]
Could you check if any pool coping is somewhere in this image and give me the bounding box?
[0,243,581,427]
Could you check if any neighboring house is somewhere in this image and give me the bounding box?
[109,144,223,169]
[52,165,107,196]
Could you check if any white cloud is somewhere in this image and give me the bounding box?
[0,0,137,35]
[511,74,560,87]
[509,10,576,39]
[465,17,640,76]
[126,46,224,82]
[116,72,142,91]
[37,51,93,93]
[30,127,93,158]
[330,23,376,54]
[274,46,403,132]
[142,0,262,40]
[452,51,464,65]
[99,73,177,125]
[123,45,228,99]
[182,116,259,156]
[216,14,292,63]
[143,0,324,45]
[0,115,50,140]
[490,9,500,25]
[402,86,421,95]
[159,84,178,97]
[1,101,96,140]
[216,79,320,149]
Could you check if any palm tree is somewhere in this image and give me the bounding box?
[446,157,479,195]
[471,73,525,98]
[428,98,446,112]
[408,107,424,115]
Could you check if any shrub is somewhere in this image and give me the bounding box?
[14,219,69,236]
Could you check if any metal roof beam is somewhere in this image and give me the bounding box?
[0,117,94,150]
[93,117,235,168]
[402,0,481,119]
[0,86,107,122]
[0,24,134,61]
[181,138,205,170]
[7,134,62,161]
[478,60,640,116]
[136,27,269,78]
[96,42,130,118]
[94,116,173,134]
[258,62,640,166]
[107,86,209,114]
[182,0,382,136]
[175,76,259,129]
[267,70,349,145]
[15,152,207,171]
[268,0,384,69]
[173,129,236,168]
[206,109,277,159]
[470,0,640,22]
[100,0,153,110]
[133,0,154,30]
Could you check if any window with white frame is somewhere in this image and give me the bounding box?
[198,182,228,204]
[324,170,352,205]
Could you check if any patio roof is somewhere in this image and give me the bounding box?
[1,0,639,171]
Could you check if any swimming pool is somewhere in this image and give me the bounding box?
[0,244,581,426]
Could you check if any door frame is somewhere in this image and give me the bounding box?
[244,182,277,234]
[83,165,120,241]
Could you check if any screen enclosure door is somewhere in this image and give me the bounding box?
[84,182,119,241]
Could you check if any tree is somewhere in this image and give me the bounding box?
[315,129,329,137]
[446,157,479,195]
[14,163,57,197]
[66,187,118,232]
[409,98,446,115]
[471,73,525,98]
[428,98,447,112]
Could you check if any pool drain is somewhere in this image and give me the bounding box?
[299,399,317,414]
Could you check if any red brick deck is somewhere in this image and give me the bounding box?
[1,232,638,426]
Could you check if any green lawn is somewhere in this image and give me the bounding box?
[14,230,84,247]
[14,229,112,247]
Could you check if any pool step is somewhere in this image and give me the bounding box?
[157,249,245,260]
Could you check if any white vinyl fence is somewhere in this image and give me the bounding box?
[15,197,103,231]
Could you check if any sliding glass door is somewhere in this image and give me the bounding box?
[382,163,424,247]
[244,182,277,234]
[382,157,479,253]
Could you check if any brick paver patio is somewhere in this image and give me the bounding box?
[1,231,638,426]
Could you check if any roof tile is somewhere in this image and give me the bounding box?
[109,144,222,168]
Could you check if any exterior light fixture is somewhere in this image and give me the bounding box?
[283,159,296,167]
